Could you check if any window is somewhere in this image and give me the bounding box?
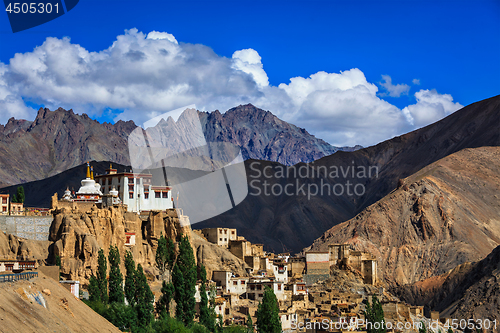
[224,230,227,234]
[258,294,263,298]
[219,229,223,234]
[250,285,255,290]
[5,265,13,271]
[144,186,149,192]
[2,207,6,212]
[224,238,227,241]
[129,185,134,191]
[219,306,222,311]
[241,280,245,285]
[162,191,168,198]
[225,308,230,315]
[128,178,134,184]
[144,192,149,199]
[278,284,281,291]
[231,231,235,235]
[2,198,7,204]
[219,238,222,241]
[129,193,134,199]
[155,191,161,198]
[257,285,262,290]
[233,281,237,286]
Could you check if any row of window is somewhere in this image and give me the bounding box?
[128,191,170,199]
[219,229,236,235]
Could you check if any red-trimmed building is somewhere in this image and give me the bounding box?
[95,164,173,212]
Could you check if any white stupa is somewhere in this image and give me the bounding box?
[75,163,102,202]
[62,188,73,201]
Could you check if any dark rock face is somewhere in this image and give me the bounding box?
[199,104,344,165]
[0,104,352,187]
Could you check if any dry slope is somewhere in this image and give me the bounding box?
[307,146,500,287]
[0,272,121,333]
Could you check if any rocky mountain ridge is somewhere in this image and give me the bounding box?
[196,95,500,253]
[0,104,354,187]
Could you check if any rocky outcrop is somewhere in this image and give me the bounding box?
[48,203,248,284]
[49,204,194,284]
[395,245,500,323]
[0,230,49,262]
[306,147,500,287]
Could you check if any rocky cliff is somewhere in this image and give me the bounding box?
[48,198,247,284]
[395,245,500,323]
[306,146,500,287]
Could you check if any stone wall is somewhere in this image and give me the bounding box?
[0,216,52,241]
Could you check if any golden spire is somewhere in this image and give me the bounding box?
[91,166,94,180]
[86,162,90,179]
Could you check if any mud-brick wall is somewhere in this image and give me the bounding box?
[0,216,53,240]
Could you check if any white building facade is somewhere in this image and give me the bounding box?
[95,165,173,212]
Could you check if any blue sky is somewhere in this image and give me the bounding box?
[0,0,498,146]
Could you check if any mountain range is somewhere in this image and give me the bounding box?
[196,95,500,253]
[0,104,356,188]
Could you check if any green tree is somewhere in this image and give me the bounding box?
[97,248,109,304]
[108,245,124,303]
[172,234,197,327]
[156,280,174,317]
[156,235,168,277]
[14,186,25,203]
[124,250,136,306]
[134,264,154,328]
[247,314,254,333]
[255,287,281,333]
[199,265,214,331]
[419,321,427,333]
[55,255,61,279]
[365,295,386,333]
[156,235,176,278]
[88,275,102,302]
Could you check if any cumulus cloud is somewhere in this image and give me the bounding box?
[0,28,463,147]
[379,75,410,97]
[402,89,463,127]
[231,49,269,87]
[412,78,420,85]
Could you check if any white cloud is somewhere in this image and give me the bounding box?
[402,89,463,127]
[379,75,410,97]
[412,78,420,85]
[146,31,178,44]
[0,29,463,147]
[231,49,269,87]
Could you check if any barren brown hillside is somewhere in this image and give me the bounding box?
[0,272,120,333]
[307,146,500,287]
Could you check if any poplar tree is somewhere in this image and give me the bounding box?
[108,245,124,303]
[199,265,214,331]
[247,313,254,333]
[134,264,154,327]
[156,235,176,277]
[124,250,136,306]
[97,248,108,304]
[256,287,281,333]
[365,295,386,333]
[156,280,174,317]
[172,234,197,327]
